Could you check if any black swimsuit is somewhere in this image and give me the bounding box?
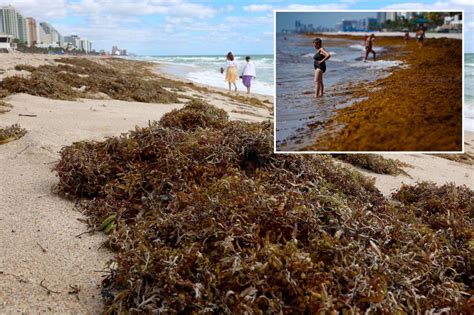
[314,50,326,73]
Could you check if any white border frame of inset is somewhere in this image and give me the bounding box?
[273,9,465,154]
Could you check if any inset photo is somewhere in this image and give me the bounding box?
[275,11,463,153]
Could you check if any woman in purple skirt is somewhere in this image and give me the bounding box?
[240,56,256,94]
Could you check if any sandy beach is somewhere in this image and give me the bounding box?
[345,132,474,195]
[0,53,472,312]
[0,53,272,313]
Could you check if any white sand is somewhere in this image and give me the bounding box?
[0,53,59,80]
[344,133,474,196]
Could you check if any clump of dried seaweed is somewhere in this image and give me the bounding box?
[14,64,36,72]
[0,123,27,144]
[160,99,229,130]
[433,153,474,165]
[1,59,179,103]
[0,99,12,114]
[333,154,410,175]
[54,101,472,313]
[393,182,474,232]
[1,74,78,100]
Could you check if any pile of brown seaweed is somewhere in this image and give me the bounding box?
[0,123,27,144]
[433,153,474,166]
[333,154,409,175]
[54,101,473,313]
[0,99,12,114]
[1,58,179,103]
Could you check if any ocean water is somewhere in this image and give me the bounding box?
[275,34,405,151]
[465,53,474,132]
[130,55,274,96]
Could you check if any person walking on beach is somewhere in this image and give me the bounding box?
[313,38,331,98]
[240,56,256,94]
[225,52,238,92]
[404,31,410,45]
[416,26,425,49]
[364,34,376,62]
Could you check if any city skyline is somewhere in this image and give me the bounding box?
[276,12,377,32]
[277,11,461,33]
[1,1,473,55]
[1,4,93,53]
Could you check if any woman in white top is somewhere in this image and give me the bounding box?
[240,56,256,94]
[225,52,238,91]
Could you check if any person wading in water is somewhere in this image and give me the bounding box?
[313,38,331,98]
[364,34,376,62]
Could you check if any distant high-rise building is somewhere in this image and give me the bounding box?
[80,39,91,53]
[64,34,80,49]
[16,12,27,43]
[377,12,398,24]
[0,5,27,44]
[400,12,414,20]
[387,12,397,21]
[112,45,120,55]
[0,5,18,36]
[39,22,61,46]
[25,17,37,46]
[39,22,53,45]
[377,12,387,23]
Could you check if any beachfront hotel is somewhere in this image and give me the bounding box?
[25,17,37,46]
[0,5,27,45]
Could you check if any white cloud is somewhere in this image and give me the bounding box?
[382,2,452,10]
[285,4,348,10]
[243,3,349,12]
[219,5,235,13]
[224,14,273,25]
[12,0,68,19]
[171,3,215,18]
[452,0,474,6]
[69,0,215,19]
[243,4,273,12]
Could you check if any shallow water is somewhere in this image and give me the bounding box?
[129,55,274,96]
[275,34,404,151]
[465,54,474,132]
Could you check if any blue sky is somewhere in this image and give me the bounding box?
[13,0,473,55]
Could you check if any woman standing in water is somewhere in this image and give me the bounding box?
[225,52,238,91]
[416,26,425,49]
[313,38,331,98]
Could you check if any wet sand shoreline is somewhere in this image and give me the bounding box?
[276,34,403,151]
[301,34,462,152]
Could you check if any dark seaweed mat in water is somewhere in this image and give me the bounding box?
[54,100,473,313]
